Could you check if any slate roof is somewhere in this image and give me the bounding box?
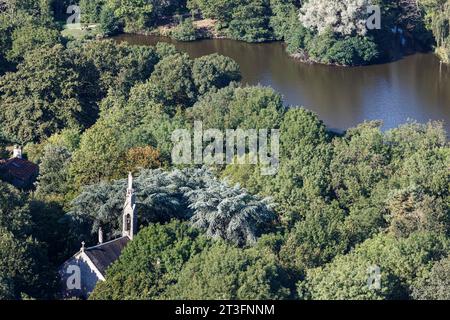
[0,158,39,188]
[84,236,130,276]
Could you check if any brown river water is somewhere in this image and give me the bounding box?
[114,34,450,132]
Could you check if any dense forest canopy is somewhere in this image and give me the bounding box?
[31,0,448,65]
[0,0,448,300]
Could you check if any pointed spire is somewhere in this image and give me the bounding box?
[123,172,137,240]
[127,172,133,193]
[12,145,22,159]
[81,241,85,253]
[98,227,103,244]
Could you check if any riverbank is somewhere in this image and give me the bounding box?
[112,17,429,68]
[112,33,450,132]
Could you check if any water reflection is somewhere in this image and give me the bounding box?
[114,34,450,131]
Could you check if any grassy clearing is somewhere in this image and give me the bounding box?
[61,23,100,40]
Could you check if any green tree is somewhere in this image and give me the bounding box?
[269,108,332,224]
[171,17,198,41]
[165,242,291,299]
[0,182,32,236]
[192,53,241,95]
[106,0,184,31]
[385,186,449,238]
[0,45,101,143]
[280,200,349,274]
[227,0,274,42]
[79,0,105,23]
[300,232,449,300]
[330,121,389,207]
[99,4,122,35]
[188,0,237,21]
[90,221,210,300]
[7,24,60,63]
[146,52,196,109]
[67,168,276,247]
[0,182,58,299]
[108,0,154,31]
[269,0,297,40]
[74,40,159,97]
[36,145,72,202]
[412,255,450,300]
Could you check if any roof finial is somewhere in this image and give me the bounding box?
[98,227,103,244]
[12,145,22,159]
[81,241,85,252]
[127,172,133,191]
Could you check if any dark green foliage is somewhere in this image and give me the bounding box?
[192,53,241,95]
[269,0,297,41]
[90,221,210,300]
[8,24,61,63]
[171,18,198,42]
[73,40,159,97]
[324,36,379,66]
[147,52,197,108]
[0,182,60,299]
[412,255,450,300]
[100,5,122,36]
[0,45,101,143]
[227,0,274,42]
[105,0,187,32]
[306,31,379,66]
[0,182,32,237]
[36,145,72,201]
[300,232,449,300]
[164,242,292,299]
[0,5,448,300]
[0,7,57,74]
[66,168,276,247]
[189,0,275,43]
[188,0,237,21]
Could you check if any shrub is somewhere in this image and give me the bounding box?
[171,18,198,42]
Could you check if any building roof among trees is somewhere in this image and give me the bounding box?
[84,236,130,276]
[0,157,39,188]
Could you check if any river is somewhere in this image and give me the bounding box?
[114,34,450,132]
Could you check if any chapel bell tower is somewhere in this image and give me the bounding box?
[122,172,137,240]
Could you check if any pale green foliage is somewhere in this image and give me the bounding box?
[187,179,276,246]
[300,232,449,300]
[299,0,374,36]
[67,168,276,246]
[192,53,241,95]
[0,45,101,143]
